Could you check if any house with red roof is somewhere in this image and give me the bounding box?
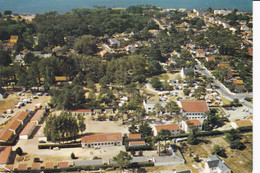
[153,124,181,136]
[12,111,29,124]
[181,119,203,132]
[0,146,12,166]
[31,109,45,125]
[178,100,209,122]
[5,120,22,134]
[196,49,205,58]
[81,133,122,148]
[71,109,92,116]
[0,129,14,142]
[19,122,37,139]
[58,161,69,168]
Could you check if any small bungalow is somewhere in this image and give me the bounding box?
[0,129,14,142]
[31,109,45,125]
[17,163,27,171]
[196,49,205,58]
[128,133,142,140]
[58,161,69,168]
[19,122,37,140]
[206,56,215,62]
[31,163,41,170]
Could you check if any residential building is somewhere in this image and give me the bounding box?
[73,159,104,167]
[71,109,92,116]
[204,155,231,173]
[230,120,252,129]
[196,49,205,58]
[18,163,28,170]
[9,35,18,43]
[58,161,69,168]
[143,100,167,114]
[45,162,55,169]
[206,56,215,61]
[31,109,45,125]
[19,122,37,139]
[214,10,232,16]
[0,129,14,142]
[81,133,123,148]
[153,124,181,136]
[178,100,209,122]
[12,111,29,125]
[181,119,202,132]
[31,163,41,170]
[104,109,114,114]
[0,146,12,166]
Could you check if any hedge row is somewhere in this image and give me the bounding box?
[126,144,153,151]
[12,162,154,173]
[38,143,81,149]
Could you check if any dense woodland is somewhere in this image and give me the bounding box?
[0,6,253,110]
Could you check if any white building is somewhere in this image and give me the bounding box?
[181,119,202,133]
[143,100,167,114]
[19,122,37,139]
[214,10,232,16]
[178,100,209,123]
[81,133,122,148]
[153,124,181,136]
[204,155,231,173]
[71,109,92,116]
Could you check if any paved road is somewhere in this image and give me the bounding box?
[190,53,253,111]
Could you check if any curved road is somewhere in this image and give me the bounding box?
[191,53,253,111]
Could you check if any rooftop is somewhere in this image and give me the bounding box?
[234,120,252,127]
[31,110,45,122]
[13,111,29,122]
[45,162,54,169]
[186,119,202,126]
[6,120,22,131]
[155,124,180,132]
[0,147,12,165]
[0,128,14,142]
[180,100,209,113]
[208,155,231,172]
[72,109,91,113]
[73,159,104,167]
[18,163,27,170]
[129,141,146,145]
[31,163,41,170]
[58,161,69,168]
[20,122,36,136]
[81,133,122,143]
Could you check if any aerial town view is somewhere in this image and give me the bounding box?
[0,1,253,173]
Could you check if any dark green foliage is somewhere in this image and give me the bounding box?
[230,140,245,150]
[151,76,162,90]
[113,151,132,170]
[183,88,191,96]
[43,112,82,143]
[212,144,227,157]
[71,152,76,159]
[0,50,11,66]
[187,128,198,145]
[225,129,240,141]
[15,147,23,156]
[139,124,153,138]
[74,35,97,55]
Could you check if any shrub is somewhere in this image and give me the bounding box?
[71,152,76,159]
[34,157,41,163]
[138,151,143,156]
[230,140,245,150]
[16,147,23,156]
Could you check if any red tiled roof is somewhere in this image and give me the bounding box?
[31,109,45,122]
[217,63,230,68]
[81,133,122,143]
[232,80,243,84]
[18,163,27,170]
[58,161,69,168]
[186,119,202,126]
[31,163,41,169]
[5,164,14,171]
[72,109,91,113]
[20,122,36,136]
[128,134,141,139]
[155,124,180,132]
[180,100,209,113]
[45,162,54,169]
[196,49,205,54]
[207,56,215,61]
[6,120,22,131]
[0,146,12,165]
[129,141,146,145]
[0,129,14,142]
[13,111,28,122]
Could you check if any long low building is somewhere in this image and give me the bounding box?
[19,122,37,139]
[81,133,122,148]
[31,109,45,125]
[0,129,14,142]
[153,124,181,136]
[73,159,104,167]
[0,146,13,166]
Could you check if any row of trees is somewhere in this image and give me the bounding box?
[44,112,86,143]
